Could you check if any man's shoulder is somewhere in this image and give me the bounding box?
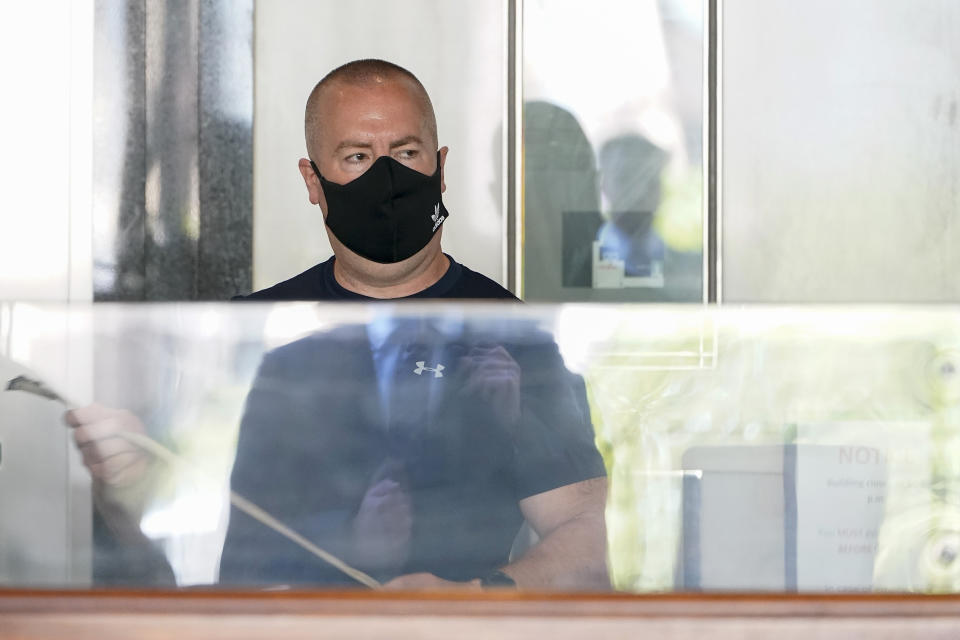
[235,261,332,301]
[446,260,518,301]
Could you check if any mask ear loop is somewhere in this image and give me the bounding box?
[309,160,323,181]
[5,374,381,589]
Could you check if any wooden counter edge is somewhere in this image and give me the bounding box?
[2,589,960,619]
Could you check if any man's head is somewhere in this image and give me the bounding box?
[297,59,449,286]
[305,60,438,164]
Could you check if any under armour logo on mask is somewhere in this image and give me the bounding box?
[431,203,445,232]
[414,361,444,378]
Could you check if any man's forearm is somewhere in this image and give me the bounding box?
[499,511,609,590]
[90,459,162,544]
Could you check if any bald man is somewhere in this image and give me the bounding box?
[240,59,513,301]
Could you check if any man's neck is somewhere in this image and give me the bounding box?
[333,250,450,299]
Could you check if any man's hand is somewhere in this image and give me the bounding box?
[458,345,521,426]
[352,476,413,572]
[382,572,481,591]
[64,403,151,487]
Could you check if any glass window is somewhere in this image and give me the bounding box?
[522,0,704,302]
[3,302,960,594]
[721,0,960,302]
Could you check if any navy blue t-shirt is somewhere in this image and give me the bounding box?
[238,254,517,301]
[219,323,606,587]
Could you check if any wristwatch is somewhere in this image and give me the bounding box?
[480,569,517,588]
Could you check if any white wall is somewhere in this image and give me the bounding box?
[0,2,93,303]
[722,0,960,302]
[253,1,507,291]
[0,2,94,585]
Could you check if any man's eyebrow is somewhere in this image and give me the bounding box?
[389,136,423,149]
[332,136,424,153]
[333,140,374,153]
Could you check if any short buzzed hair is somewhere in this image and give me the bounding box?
[304,59,438,158]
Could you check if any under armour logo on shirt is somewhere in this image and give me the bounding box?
[413,361,444,378]
[431,203,445,232]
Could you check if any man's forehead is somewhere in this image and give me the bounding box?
[306,72,438,158]
[317,80,433,143]
[321,76,423,113]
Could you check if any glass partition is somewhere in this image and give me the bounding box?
[721,0,960,303]
[522,0,705,302]
[2,302,959,593]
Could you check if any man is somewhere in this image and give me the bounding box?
[68,59,608,591]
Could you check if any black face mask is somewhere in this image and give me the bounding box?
[310,151,449,264]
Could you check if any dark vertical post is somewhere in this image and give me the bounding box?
[144,0,200,300]
[706,0,719,303]
[93,0,147,300]
[197,0,254,299]
[506,0,520,295]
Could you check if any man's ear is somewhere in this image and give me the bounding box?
[298,158,327,212]
[438,146,449,194]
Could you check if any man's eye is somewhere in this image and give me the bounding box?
[346,153,367,163]
[397,149,418,160]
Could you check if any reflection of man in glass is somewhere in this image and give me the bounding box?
[596,135,667,278]
[220,314,608,590]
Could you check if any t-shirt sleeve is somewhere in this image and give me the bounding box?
[510,340,607,500]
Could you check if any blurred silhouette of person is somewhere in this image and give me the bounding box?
[595,135,667,279]
[523,102,602,294]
